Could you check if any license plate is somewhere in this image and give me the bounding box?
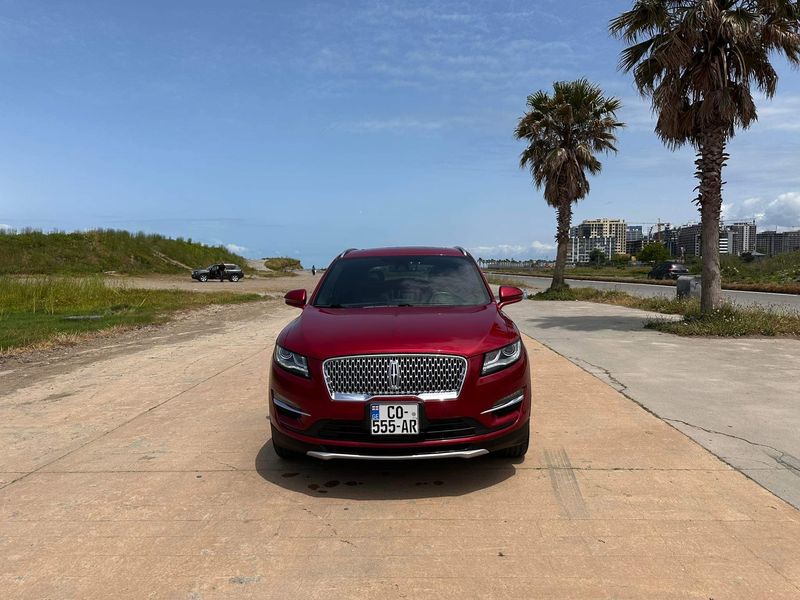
[370,403,420,435]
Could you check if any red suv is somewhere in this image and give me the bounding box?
[269,247,530,460]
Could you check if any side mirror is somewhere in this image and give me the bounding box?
[284,289,307,309]
[497,285,523,309]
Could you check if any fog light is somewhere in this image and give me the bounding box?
[481,390,524,415]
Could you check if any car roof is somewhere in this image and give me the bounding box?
[341,246,467,258]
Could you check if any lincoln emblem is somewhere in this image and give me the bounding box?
[388,359,400,390]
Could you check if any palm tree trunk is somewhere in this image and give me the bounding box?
[695,128,727,313]
[550,200,572,291]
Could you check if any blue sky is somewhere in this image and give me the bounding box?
[1,0,799,266]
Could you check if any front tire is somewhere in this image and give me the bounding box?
[199,275,208,282]
[229,274,240,282]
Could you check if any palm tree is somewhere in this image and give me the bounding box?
[610,0,800,313]
[515,79,623,291]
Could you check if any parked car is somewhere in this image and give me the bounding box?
[191,263,244,282]
[647,261,689,280]
[269,246,531,461]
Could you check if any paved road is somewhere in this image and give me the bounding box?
[504,299,800,510]
[490,273,800,310]
[2,302,800,597]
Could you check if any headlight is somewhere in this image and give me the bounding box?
[482,340,522,375]
[274,344,309,378]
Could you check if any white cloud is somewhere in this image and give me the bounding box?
[337,116,451,133]
[0,223,12,230]
[335,114,482,134]
[468,240,556,259]
[225,243,248,254]
[755,95,800,132]
[618,96,657,132]
[725,192,800,229]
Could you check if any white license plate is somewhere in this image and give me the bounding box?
[370,403,420,435]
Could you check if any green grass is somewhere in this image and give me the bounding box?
[0,277,264,353]
[644,304,800,337]
[486,275,535,288]
[491,264,653,279]
[720,251,800,287]
[531,287,691,314]
[530,286,800,337]
[0,228,251,275]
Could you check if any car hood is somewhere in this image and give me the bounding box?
[279,305,517,360]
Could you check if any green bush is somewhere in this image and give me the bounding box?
[637,242,671,264]
[263,257,303,272]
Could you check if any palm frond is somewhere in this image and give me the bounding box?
[516,79,623,207]
[611,0,800,148]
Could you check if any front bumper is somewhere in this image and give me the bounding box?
[268,349,531,459]
[271,420,530,460]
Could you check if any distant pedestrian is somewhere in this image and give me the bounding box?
[218,263,226,282]
[311,265,316,276]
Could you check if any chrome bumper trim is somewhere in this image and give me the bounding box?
[306,449,489,461]
[480,391,525,415]
[272,394,310,417]
[330,391,459,402]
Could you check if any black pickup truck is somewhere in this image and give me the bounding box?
[191,263,244,282]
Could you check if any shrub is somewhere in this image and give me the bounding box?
[263,257,303,272]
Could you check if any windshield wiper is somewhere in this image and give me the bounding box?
[317,304,345,308]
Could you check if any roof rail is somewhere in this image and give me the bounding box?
[454,246,469,257]
[337,248,357,259]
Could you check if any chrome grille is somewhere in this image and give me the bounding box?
[323,354,468,401]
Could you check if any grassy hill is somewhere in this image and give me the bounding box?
[0,229,250,275]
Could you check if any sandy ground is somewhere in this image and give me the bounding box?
[105,272,320,296]
[2,300,800,598]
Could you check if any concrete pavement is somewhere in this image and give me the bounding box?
[491,273,800,310]
[2,302,800,598]
[504,299,800,510]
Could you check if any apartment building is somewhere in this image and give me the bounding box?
[568,232,617,264]
[719,229,737,256]
[576,219,627,254]
[756,230,800,256]
[677,224,702,257]
[726,222,757,255]
[673,223,746,257]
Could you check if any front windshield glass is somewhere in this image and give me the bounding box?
[313,255,491,308]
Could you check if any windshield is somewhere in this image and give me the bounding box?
[313,255,491,308]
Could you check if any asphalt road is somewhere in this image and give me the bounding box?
[504,299,800,510]
[490,273,800,310]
